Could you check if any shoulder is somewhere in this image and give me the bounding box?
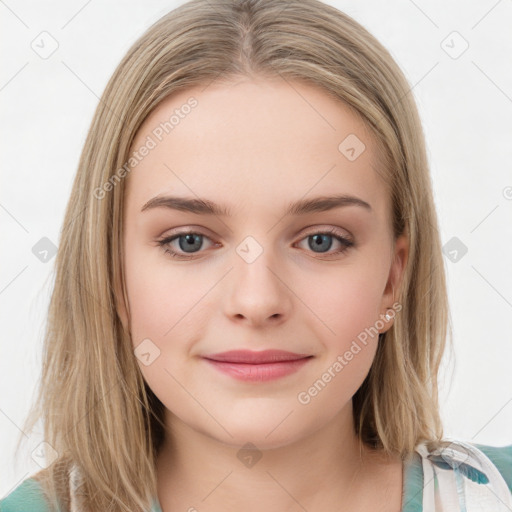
[425,439,512,487]
[0,475,54,512]
[473,442,512,493]
[416,439,512,510]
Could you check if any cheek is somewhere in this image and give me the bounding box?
[126,269,174,345]
[123,235,206,344]
[297,265,385,346]
[292,260,387,394]
[292,268,384,414]
[124,254,206,416]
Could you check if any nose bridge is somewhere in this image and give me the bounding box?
[224,233,291,324]
[233,233,282,292]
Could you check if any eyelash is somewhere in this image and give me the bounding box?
[156,227,354,261]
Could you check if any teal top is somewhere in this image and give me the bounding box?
[1,442,511,511]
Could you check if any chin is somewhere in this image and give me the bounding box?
[199,413,313,452]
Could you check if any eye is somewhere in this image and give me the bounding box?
[157,230,217,260]
[295,227,354,258]
[157,226,354,261]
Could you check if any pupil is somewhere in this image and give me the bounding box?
[179,234,202,253]
[309,234,332,253]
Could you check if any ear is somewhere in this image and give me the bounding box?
[378,233,408,333]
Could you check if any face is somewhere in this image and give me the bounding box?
[118,76,408,450]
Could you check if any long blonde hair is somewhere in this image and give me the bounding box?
[18,0,452,510]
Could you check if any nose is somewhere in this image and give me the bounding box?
[223,244,292,328]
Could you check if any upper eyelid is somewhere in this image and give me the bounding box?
[161,224,352,238]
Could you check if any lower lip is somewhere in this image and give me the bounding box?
[203,357,312,382]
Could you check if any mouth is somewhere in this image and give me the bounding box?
[201,350,313,382]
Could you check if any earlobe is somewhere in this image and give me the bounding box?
[391,234,409,293]
[390,233,409,299]
[379,233,409,333]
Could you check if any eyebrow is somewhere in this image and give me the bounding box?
[140,194,372,216]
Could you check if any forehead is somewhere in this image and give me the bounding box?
[125,77,389,221]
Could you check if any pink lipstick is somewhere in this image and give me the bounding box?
[202,350,312,382]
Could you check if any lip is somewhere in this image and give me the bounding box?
[202,350,313,382]
[203,349,311,363]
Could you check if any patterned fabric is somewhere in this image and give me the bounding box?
[2,440,511,511]
[402,439,512,511]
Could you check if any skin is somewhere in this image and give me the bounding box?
[118,76,409,511]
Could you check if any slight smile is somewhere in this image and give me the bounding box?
[202,350,314,382]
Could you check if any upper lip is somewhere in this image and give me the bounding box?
[202,350,312,364]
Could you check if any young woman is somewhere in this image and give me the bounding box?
[2,0,511,511]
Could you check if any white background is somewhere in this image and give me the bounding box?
[1,0,512,497]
